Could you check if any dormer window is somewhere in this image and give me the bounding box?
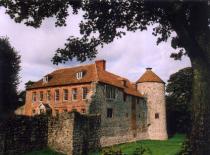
[76,72,83,80]
[43,76,48,83]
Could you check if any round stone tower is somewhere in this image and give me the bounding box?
[136,68,168,140]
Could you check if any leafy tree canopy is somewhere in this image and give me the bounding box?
[1,0,210,64]
[166,67,192,134]
[25,80,35,89]
[0,37,21,117]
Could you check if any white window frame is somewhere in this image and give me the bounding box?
[76,72,83,80]
[63,89,68,101]
[72,88,77,101]
[55,89,60,102]
[39,91,44,102]
[47,90,51,102]
[32,92,36,103]
[82,87,88,100]
[43,76,48,83]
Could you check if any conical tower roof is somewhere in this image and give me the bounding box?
[136,68,164,83]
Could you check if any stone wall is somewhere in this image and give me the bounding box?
[48,113,74,154]
[0,112,101,155]
[90,83,148,147]
[72,112,101,155]
[48,112,101,155]
[137,82,168,140]
[0,115,48,155]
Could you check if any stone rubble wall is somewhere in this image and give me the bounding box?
[0,116,48,155]
[72,112,101,155]
[0,112,101,155]
[90,83,149,147]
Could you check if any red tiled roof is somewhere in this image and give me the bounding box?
[27,61,143,97]
[136,68,164,84]
[28,64,98,89]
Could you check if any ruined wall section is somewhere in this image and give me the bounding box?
[137,82,168,140]
[47,113,74,154]
[0,112,101,155]
[0,116,48,155]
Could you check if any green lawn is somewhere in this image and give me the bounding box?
[23,134,185,155]
[22,148,64,155]
[89,134,186,155]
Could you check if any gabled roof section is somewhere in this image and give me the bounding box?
[136,68,164,84]
[28,64,98,89]
[28,60,143,98]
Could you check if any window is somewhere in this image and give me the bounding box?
[106,85,116,99]
[40,91,44,101]
[81,109,86,113]
[82,87,88,99]
[126,113,128,118]
[43,76,49,83]
[47,90,51,101]
[155,113,159,119]
[123,93,127,102]
[63,89,68,101]
[76,72,83,79]
[55,90,59,101]
[32,92,36,102]
[72,88,77,100]
[107,108,113,118]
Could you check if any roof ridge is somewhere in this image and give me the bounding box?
[54,63,94,71]
[104,70,133,83]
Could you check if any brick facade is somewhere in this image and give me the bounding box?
[25,83,94,116]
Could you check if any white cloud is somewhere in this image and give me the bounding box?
[0,8,191,91]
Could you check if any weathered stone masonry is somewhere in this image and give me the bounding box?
[90,83,148,147]
[0,112,100,155]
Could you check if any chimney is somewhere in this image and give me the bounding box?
[146,67,152,71]
[95,60,106,70]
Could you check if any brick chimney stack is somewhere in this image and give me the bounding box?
[95,60,106,70]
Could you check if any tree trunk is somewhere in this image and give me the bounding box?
[190,56,210,155]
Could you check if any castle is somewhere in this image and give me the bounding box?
[24,60,168,147]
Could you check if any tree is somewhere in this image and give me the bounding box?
[25,80,34,89]
[0,37,21,118]
[1,1,210,154]
[166,67,192,135]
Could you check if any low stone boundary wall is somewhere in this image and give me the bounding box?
[0,112,101,155]
[48,112,101,155]
[0,116,48,155]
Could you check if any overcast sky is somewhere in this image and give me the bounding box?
[0,8,191,91]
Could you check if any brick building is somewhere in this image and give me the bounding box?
[24,60,168,144]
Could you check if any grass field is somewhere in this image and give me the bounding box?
[22,148,64,155]
[89,134,186,155]
[23,134,185,155]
